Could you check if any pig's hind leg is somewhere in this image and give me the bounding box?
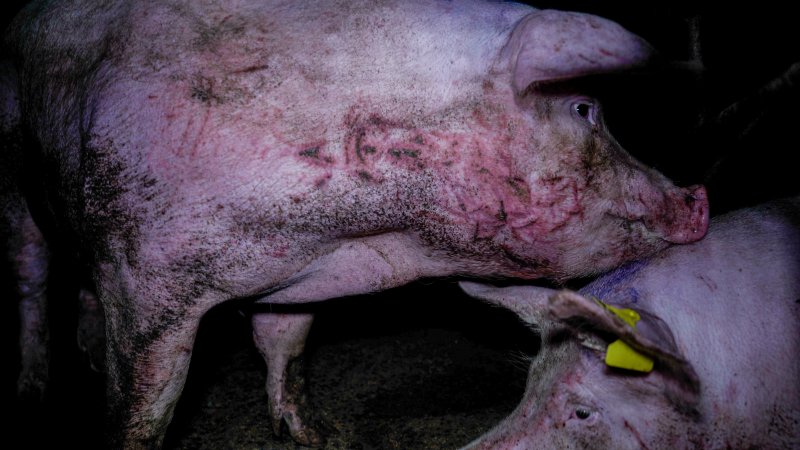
[99,285,206,448]
[1,60,51,401]
[252,311,326,446]
[3,204,51,401]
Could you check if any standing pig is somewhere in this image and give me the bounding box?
[1,0,709,447]
[461,197,800,449]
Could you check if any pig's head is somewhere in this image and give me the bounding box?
[459,283,703,449]
[443,10,708,280]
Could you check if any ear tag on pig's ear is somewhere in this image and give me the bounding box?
[593,298,654,373]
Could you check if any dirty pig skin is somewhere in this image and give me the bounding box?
[1,0,708,448]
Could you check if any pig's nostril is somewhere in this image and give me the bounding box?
[684,192,701,205]
[686,185,709,204]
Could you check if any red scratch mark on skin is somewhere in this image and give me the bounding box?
[176,111,193,158]
[230,64,270,74]
[314,173,332,189]
[174,105,211,158]
[698,275,717,291]
[624,419,651,450]
[188,108,211,158]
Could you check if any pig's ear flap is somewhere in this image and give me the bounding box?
[502,10,654,93]
[547,290,701,409]
[459,281,558,327]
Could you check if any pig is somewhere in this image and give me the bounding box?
[461,197,800,449]
[1,0,709,447]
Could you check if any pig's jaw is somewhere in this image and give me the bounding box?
[471,190,707,280]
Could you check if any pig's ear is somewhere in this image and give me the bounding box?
[459,281,558,327]
[548,290,701,408]
[502,10,654,93]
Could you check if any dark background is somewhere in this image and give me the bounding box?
[2,1,799,449]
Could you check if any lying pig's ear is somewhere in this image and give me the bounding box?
[458,281,558,328]
[502,10,654,93]
[548,290,700,409]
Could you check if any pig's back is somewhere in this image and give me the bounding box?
[5,0,533,218]
[7,0,531,120]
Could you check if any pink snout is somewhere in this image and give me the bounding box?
[662,184,709,244]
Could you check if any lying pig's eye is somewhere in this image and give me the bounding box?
[575,407,592,420]
[569,404,598,425]
[572,101,598,126]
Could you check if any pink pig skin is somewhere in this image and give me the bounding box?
[2,1,708,447]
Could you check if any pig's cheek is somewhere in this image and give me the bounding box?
[515,176,583,231]
[489,176,587,254]
[445,167,587,243]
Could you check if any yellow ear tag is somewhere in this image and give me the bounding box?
[593,299,654,373]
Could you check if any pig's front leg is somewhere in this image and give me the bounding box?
[250,233,432,446]
[252,312,324,446]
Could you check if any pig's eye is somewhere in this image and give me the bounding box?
[575,407,592,420]
[571,101,598,126]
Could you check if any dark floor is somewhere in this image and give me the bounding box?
[4,281,538,450]
[166,283,537,450]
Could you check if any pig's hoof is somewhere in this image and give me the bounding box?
[17,355,49,403]
[271,409,331,447]
[17,372,47,403]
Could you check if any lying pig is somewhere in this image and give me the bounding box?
[461,197,799,449]
[1,0,708,447]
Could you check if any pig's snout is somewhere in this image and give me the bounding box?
[662,184,709,244]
